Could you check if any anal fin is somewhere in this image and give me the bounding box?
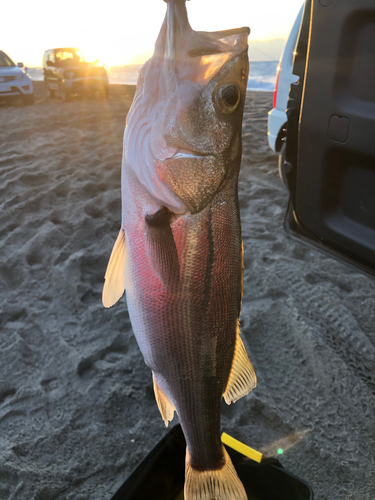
[145,206,179,288]
[102,229,126,308]
[153,374,176,427]
[224,327,257,405]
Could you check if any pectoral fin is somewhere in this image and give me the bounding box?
[153,374,176,427]
[102,229,126,308]
[224,327,257,404]
[145,207,180,288]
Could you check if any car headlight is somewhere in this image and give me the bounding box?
[64,71,75,79]
[16,73,25,81]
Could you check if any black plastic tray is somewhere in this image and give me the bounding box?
[110,424,313,500]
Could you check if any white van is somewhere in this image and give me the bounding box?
[267,4,304,183]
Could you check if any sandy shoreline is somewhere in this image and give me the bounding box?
[30,80,137,104]
[0,82,374,500]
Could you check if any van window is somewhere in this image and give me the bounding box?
[55,49,85,66]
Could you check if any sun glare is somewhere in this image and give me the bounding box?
[3,0,303,67]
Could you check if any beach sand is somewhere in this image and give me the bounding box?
[0,81,374,500]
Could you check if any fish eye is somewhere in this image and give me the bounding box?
[215,84,241,114]
[222,86,239,106]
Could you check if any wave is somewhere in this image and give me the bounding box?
[27,60,277,93]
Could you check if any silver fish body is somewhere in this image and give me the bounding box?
[103,1,256,498]
[124,164,242,467]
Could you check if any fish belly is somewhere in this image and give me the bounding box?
[122,162,242,469]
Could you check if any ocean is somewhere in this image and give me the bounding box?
[27,60,278,93]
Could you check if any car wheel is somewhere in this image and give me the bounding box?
[60,86,70,102]
[23,94,34,106]
[278,142,288,189]
[44,79,54,98]
[100,85,109,99]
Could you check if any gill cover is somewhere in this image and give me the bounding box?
[124,0,250,213]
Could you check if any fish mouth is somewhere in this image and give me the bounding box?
[168,149,213,161]
[188,27,251,58]
[162,0,249,84]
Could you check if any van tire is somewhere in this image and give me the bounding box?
[278,142,288,189]
[100,85,109,99]
[60,86,70,102]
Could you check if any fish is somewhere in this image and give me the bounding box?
[102,1,256,498]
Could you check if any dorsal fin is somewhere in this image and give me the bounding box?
[224,327,257,405]
[102,229,126,308]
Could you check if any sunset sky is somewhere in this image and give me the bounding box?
[3,0,303,67]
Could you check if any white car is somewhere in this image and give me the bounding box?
[267,4,304,184]
[0,50,34,105]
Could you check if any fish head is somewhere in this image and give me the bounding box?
[125,0,250,213]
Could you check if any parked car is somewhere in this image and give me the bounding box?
[43,48,109,101]
[267,4,304,185]
[0,50,34,105]
[282,0,375,279]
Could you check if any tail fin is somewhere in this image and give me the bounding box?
[184,447,247,500]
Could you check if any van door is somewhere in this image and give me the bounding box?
[44,50,60,93]
[284,0,375,278]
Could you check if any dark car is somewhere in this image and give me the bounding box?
[282,0,375,279]
[43,48,109,101]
